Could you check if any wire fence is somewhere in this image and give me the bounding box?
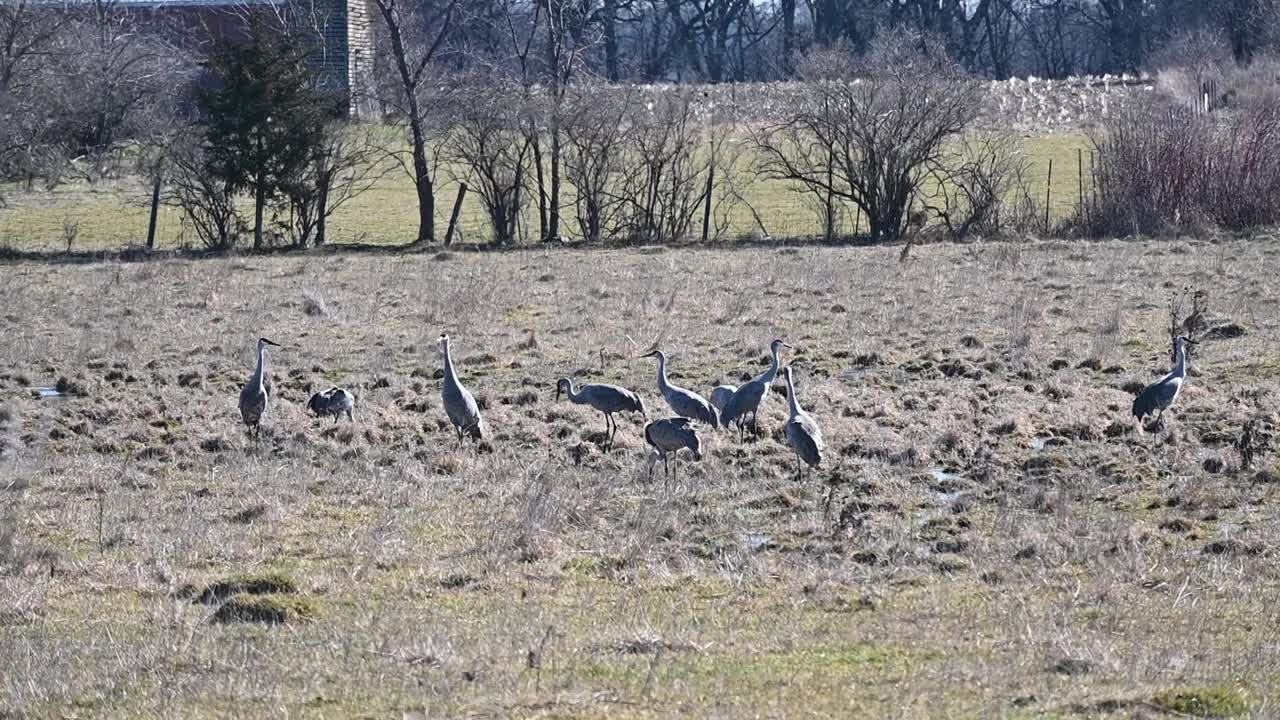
[0,141,1096,253]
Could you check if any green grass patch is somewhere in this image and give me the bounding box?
[180,571,299,604]
[1151,686,1249,717]
[0,132,1088,250]
[210,593,319,625]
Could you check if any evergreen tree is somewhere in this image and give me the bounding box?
[197,26,335,249]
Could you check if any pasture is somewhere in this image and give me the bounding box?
[0,133,1090,253]
[2,238,1279,717]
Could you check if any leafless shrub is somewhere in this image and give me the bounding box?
[615,87,710,244]
[753,39,982,243]
[1150,28,1233,108]
[446,75,532,246]
[1076,99,1280,237]
[562,82,634,243]
[163,136,241,250]
[277,123,393,247]
[923,132,1035,241]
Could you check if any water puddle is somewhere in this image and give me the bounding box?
[28,387,65,399]
[1030,436,1047,450]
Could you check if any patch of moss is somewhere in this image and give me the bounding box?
[181,572,299,604]
[211,593,318,625]
[1151,686,1249,718]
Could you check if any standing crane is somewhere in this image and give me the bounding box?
[1132,335,1198,431]
[439,334,486,446]
[721,339,793,438]
[555,377,646,449]
[782,366,824,481]
[643,417,703,486]
[638,350,720,428]
[239,337,281,438]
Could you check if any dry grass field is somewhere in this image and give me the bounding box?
[2,238,1280,718]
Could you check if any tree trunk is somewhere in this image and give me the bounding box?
[547,123,561,241]
[782,0,795,75]
[531,133,548,241]
[377,0,436,245]
[316,168,330,246]
[254,167,265,250]
[604,0,619,80]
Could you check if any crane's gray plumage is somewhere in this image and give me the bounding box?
[238,337,280,437]
[721,339,793,438]
[783,366,823,479]
[643,416,703,484]
[709,385,737,414]
[1132,335,1197,430]
[556,377,646,449]
[440,334,485,445]
[307,387,356,424]
[640,350,720,428]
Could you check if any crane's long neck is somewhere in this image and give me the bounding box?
[564,381,584,404]
[1172,344,1188,380]
[252,346,268,390]
[785,373,802,417]
[654,353,669,392]
[442,343,457,381]
[762,346,782,384]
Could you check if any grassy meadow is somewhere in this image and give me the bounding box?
[2,237,1280,717]
[0,133,1090,253]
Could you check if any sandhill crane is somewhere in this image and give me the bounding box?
[239,337,280,438]
[721,339,793,438]
[307,387,356,424]
[555,377,646,449]
[638,350,719,428]
[643,417,702,485]
[709,385,737,414]
[439,334,485,446]
[783,366,823,481]
[1132,335,1198,431]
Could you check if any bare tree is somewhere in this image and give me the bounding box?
[447,75,532,246]
[562,81,635,242]
[922,132,1034,241]
[279,123,395,247]
[617,87,711,243]
[372,0,458,246]
[753,40,981,243]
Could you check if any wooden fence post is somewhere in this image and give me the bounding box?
[701,159,715,243]
[445,182,467,247]
[146,175,162,251]
[1043,158,1053,231]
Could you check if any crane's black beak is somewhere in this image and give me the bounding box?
[782,342,795,349]
[1186,338,1199,345]
[555,387,562,401]
[263,339,281,347]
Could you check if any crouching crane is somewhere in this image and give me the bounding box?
[307,387,356,424]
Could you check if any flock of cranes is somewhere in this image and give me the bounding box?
[238,332,1201,484]
[238,334,824,482]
